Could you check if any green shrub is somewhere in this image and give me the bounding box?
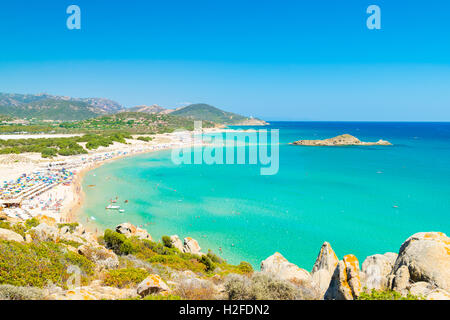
[0,240,94,288]
[199,255,215,272]
[224,273,300,300]
[162,236,173,248]
[11,223,27,238]
[137,136,153,142]
[41,148,57,158]
[358,289,423,300]
[57,223,79,233]
[0,221,11,229]
[237,262,253,274]
[25,218,40,229]
[207,250,224,264]
[58,239,83,248]
[141,294,181,300]
[147,254,206,273]
[0,284,44,300]
[103,268,149,288]
[103,229,137,255]
[139,239,178,256]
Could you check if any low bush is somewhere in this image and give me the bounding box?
[0,284,44,300]
[161,235,172,248]
[0,240,94,288]
[174,278,218,300]
[141,294,181,300]
[224,273,300,300]
[25,218,40,229]
[146,254,206,273]
[57,223,79,233]
[199,255,216,272]
[137,136,153,142]
[358,289,423,300]
[103,229,137,255]
[102,268,149,288]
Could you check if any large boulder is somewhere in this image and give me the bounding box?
[115,223,152,241]
[47,286,136,300]
[383,252,398,265]
[137,275,169,297]
[183,237,202,255]
[78,245,119,270]
[0,228,24,242]
[311,242,339,297]
[115,223,136,237]
[409,282,450,300]
[361,253,395,290]
[170,235,184,252]
[29,223,58,241]
[390,265,410,292]
[392,232,450,291]
[261,252,312,284]
[324,254,362,300]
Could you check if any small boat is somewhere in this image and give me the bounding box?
[119,209,125,213]
[124,200,129,203]
[393,205,399,208]
[106,205,120,210]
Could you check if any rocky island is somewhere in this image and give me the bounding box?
[290,134,392,146]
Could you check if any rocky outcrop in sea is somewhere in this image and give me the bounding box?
[290,134,392,146]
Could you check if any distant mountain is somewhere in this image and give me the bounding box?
[0,93,124,120]
[169,103,267,125]
[128,104,165,114]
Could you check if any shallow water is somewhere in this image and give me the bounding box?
[80,122,450,270]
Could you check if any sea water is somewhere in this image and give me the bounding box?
[80,122,450,270]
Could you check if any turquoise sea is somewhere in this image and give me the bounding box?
[80,122,450,270]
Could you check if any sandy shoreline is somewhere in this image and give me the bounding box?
[0,128,233,234]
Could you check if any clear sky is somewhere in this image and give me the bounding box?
[0,0,449,121]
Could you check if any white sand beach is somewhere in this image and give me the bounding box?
[0,128,225,224]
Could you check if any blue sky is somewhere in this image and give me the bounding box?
[0,0,449,121]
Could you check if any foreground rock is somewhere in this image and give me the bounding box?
[47,286,136,300]
[391,232,450,292]
[30,223,58,241]
[170,235,184,252]
[261,252,312,284]
[325,254,362,300]
[115,223,152,241]
[290,134,392,146]
[0,228,24,242]
[137,275,170,297]
[183,237,202,255]
[78,245,119,270]
[361,253,397,291]
[311,242,339,297]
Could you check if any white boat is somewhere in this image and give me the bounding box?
[106,205,120,210]
[119,209,125,213]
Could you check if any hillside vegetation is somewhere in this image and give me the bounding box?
[171,103,256,125]
[0,93,123,120]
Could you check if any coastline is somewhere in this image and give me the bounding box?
[39,128,234,235]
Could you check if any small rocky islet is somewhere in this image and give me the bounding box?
[0,215,448,300]
[290,134,392,146]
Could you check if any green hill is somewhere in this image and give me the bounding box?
[170,103,266,125]
[0,93,123,121]
[59,111,215,134]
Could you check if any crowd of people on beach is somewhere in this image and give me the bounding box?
[0,132,196,223]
